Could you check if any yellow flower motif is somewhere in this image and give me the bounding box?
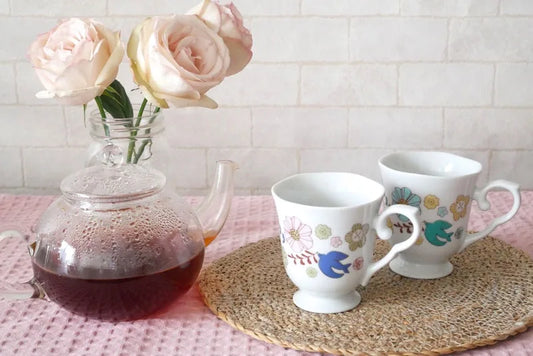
[415,235,424,245]
[306,267,318,278]
[450,195,470,221]
[386,217,393,230]
[345,223,369,251]
[423,194,440,210]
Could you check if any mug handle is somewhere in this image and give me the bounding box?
[361,205,421,286]
[460,179,521,252]
[0,230,41,300]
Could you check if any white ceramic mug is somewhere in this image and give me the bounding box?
[271,172,422,313]
[379,151,521,279]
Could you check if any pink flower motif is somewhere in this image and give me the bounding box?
[330,236,342,248]
[353,257,364,271]
[283,216,313,253]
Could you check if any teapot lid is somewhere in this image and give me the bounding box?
[60,164,166,203]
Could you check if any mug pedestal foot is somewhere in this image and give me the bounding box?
[293,290,361,314]
[389,256,453,279]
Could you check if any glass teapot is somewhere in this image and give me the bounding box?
[0,161,236,320]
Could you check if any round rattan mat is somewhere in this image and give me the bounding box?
[198,236,533,355]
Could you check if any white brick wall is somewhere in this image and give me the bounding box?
[0,0,532,194]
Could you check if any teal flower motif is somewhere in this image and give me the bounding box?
[391,187,421,222]
[438,206,448,218]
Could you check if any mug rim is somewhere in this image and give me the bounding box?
[271,171,385,209]
[378,151,482,179]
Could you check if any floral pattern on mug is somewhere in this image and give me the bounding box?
[283,216,313,253]
[391,187,421,221]
[423,195,440,210]
[424,220,453,246]
[287,251,318,265]
[450,195,470,221]
[330,236,342,248]
[315,224,332,240]
[352,257,364,271]
[345,223,368,251]
[386,217,393,230]
[437,206,448,218]
[306,267,318,278]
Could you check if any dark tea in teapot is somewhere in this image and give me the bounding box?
[32,250,204,320]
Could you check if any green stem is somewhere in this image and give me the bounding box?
[94,96,110,136]
[133,140,151,164]
[137,99,148,118]
[126,98,148,163]
[132,111,159,164]
[127,99,161,164]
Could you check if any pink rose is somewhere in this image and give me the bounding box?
[188,0,252,76]
[127,15,230,109]
[28,18,124,106]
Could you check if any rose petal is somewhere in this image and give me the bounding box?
[223,38,252,76]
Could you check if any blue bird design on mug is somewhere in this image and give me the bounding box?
[424,220,453,246]
[317,251,351,279]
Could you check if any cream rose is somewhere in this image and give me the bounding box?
[188,0,253,76]
[28,18,124,106]
[127,15,230,109]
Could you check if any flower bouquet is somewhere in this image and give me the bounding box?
[28,0,252,164]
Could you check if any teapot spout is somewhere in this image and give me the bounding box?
[196,160,238,246]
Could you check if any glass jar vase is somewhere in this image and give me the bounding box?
[86,107,170,175]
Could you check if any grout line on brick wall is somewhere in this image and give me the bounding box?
[347,17,352,62]
[445,18,450,61]
[488,149,494,181]
[248,15,522,19]
[396,63,400,106]
[19,147,26,187]
[491,64,497,106]
[251,60,533,66]
[296,148,301,173]
[249,108,255,147]
[12,62,20,104]
[345,107,350,148]
[296,65,302,106]
[9,103,532,111]
[440,108,445,149]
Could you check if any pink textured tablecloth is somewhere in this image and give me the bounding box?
[0,193,531,356]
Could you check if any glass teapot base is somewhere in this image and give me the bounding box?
[32,249,204,321]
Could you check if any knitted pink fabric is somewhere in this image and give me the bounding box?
[0,193,531,356]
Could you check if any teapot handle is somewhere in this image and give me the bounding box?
[0,230,42,300]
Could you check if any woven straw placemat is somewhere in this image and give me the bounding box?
[198,236,533,355]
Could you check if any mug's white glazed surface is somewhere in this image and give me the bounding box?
[272,172,421,313]
[379,151,520,279]
[380,151,482,178]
